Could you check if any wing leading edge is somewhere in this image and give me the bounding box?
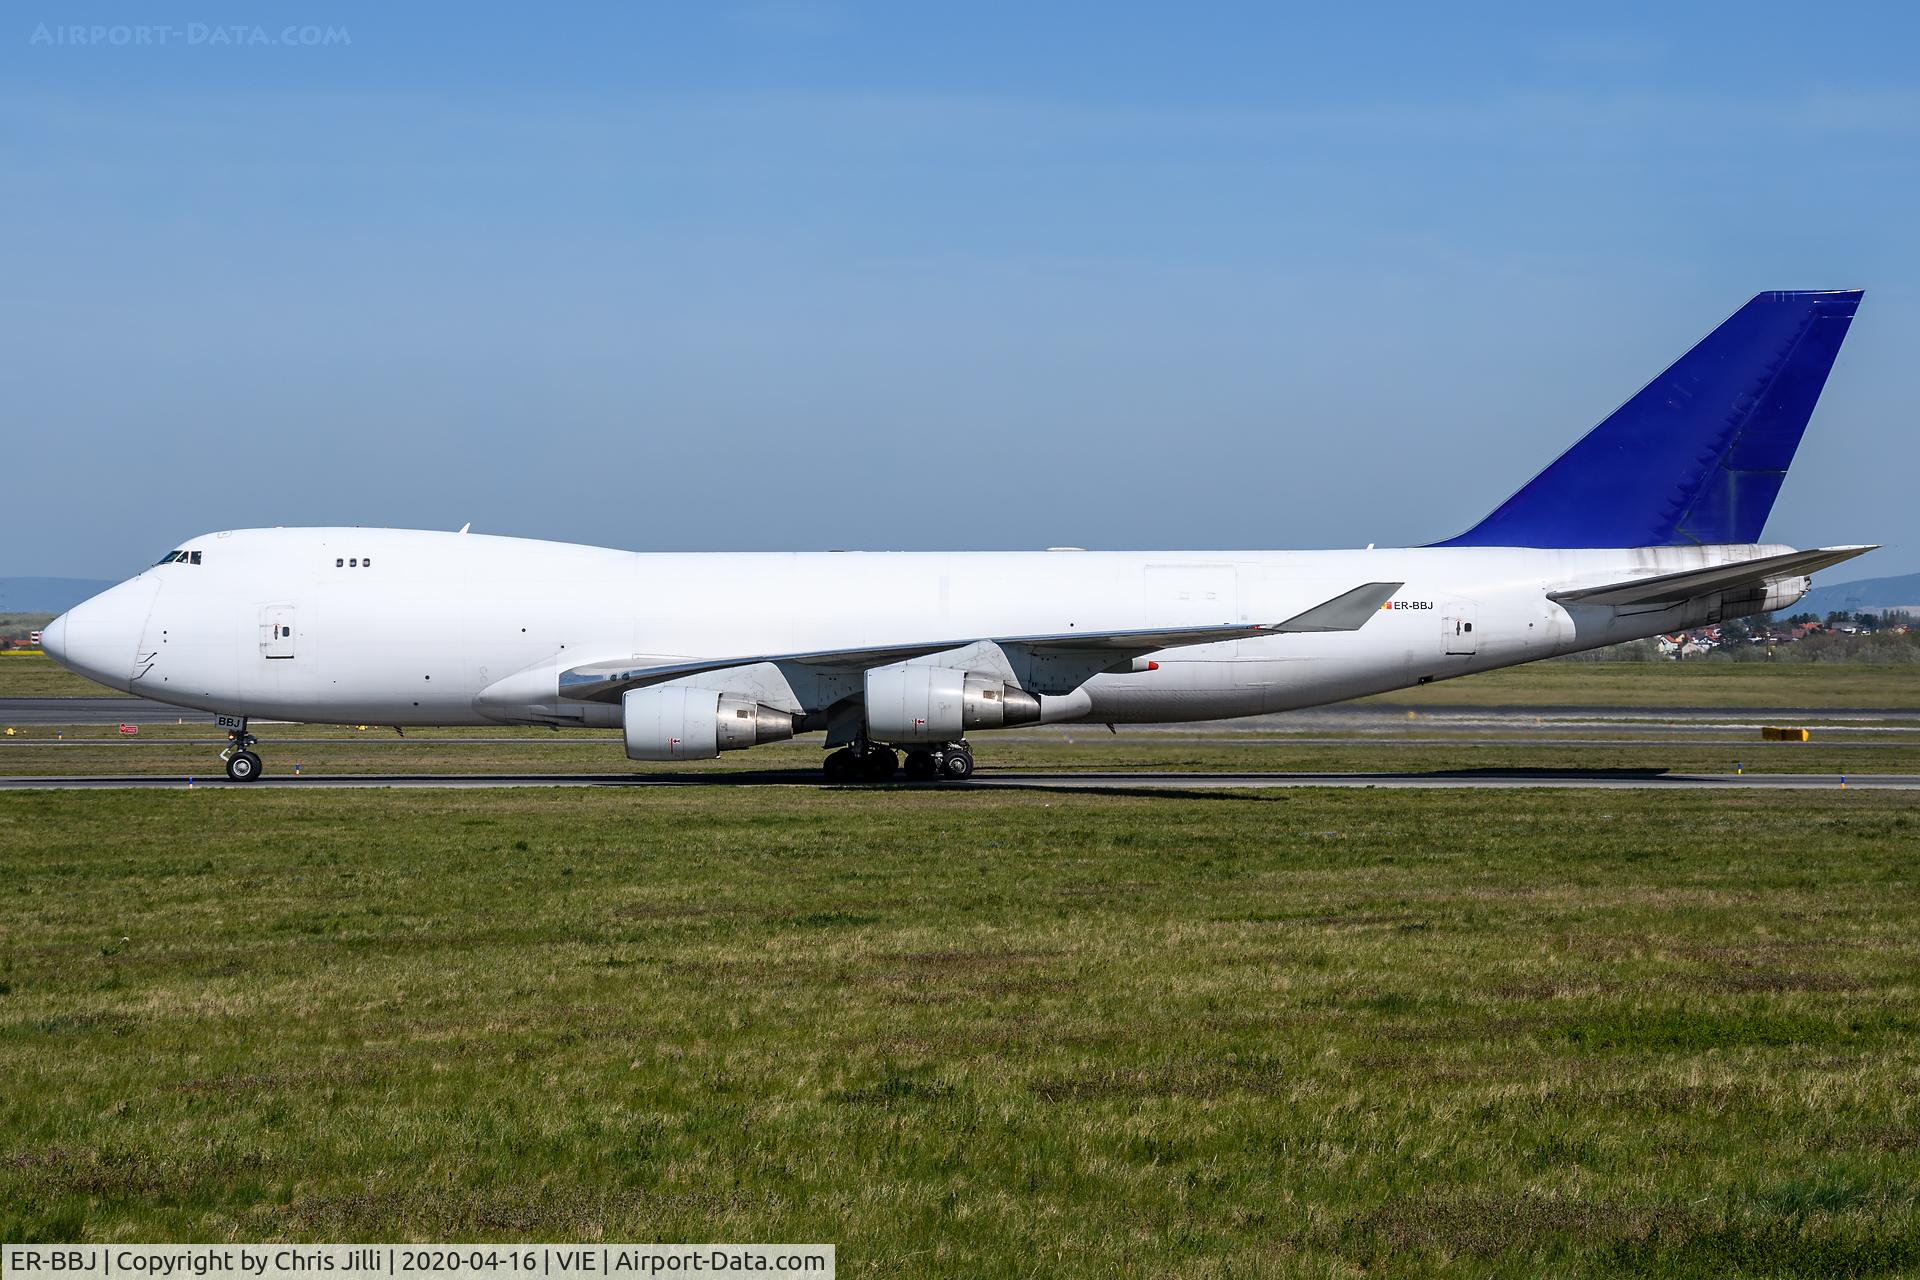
[1548,546,1875,607]
[560,581,1404,703]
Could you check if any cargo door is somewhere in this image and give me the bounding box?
[1442,602,1477,656]
[261,606,296,660]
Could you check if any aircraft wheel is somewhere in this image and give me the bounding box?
[860,748,900,783]
[226,750,263,782]
[903,751,937,781]
[938,748,974,781]
[822,749,856,784]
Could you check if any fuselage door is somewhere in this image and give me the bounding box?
[1443,602,1478,656]
[261,606,296,660]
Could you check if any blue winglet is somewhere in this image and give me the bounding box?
[1434,290,1863,548]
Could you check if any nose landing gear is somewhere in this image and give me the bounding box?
[220,723,264,782]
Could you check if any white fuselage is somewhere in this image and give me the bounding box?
[44,527,1800,733]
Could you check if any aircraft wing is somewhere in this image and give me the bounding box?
[560,581,1403,702]
[1547,546,1875,607]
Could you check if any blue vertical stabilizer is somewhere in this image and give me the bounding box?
[1435,290,1862,548]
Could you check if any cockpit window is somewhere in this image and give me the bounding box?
[152,550,204,566]
[155,550,183,566]
[189,551,202,564]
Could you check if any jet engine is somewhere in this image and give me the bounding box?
[1716,574,1812,623]
[622,686,797,761]
[1758,574,1813,616]
[864,666,1041,743]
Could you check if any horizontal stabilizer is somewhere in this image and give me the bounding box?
[1549,546,1875,607]
[560,582,1403,702]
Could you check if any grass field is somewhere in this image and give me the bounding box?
[1364,660,1920,709]
[4,727,1919,779]
[0,653,130,699]
[4,653,1919,784]
[3,787,1918,1274]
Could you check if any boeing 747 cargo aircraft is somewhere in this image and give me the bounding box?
[43,290,1872,782]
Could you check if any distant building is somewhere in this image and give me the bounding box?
[1659,630,1718,658]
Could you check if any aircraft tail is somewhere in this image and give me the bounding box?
[1434,289,1863,548]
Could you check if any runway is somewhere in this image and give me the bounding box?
[2,696,198,725]
[0,769,1909,791]
[6,696,1914,792]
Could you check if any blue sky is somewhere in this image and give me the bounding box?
[6,2,1917,578]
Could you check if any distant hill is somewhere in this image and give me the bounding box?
[1798,571,1920,619]
[0,577,115,614]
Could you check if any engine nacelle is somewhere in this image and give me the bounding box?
[864,666,1041,743]
[622,687,797,761]
[1713,574,1813,624]
[1759,574,1812,616]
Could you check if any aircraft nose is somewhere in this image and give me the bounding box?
[40,578,159,692]
[39,612,68,664]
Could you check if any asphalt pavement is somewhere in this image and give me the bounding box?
[0,769,1906,792]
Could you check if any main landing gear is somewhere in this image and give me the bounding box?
[823,741,973,784]
[220,722,264,782]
